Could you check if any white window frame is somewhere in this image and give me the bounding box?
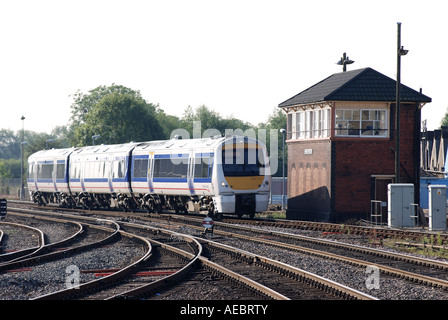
[287,107,330,140]
[335,108,388,137]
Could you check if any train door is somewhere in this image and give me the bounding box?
[148,151,154,192]
[187,150,194,195]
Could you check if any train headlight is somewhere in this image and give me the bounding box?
[221,182,227,187]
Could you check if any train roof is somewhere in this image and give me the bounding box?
[134,135,261,153]
[27,135,264,161]
[28,147,78,161]
[72,142,138,156]
[134,136,226,152]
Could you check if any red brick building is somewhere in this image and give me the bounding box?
[279,68,431,222]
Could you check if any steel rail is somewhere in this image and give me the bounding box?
[8,205,293,299]
[107,221,291,300]
[0,213,84,262]
[0,219,116,273]
[220,226,448,291]
[106,234,200,300]
[217,220,448,271]
[0,221,46,263]
[118,220,372,300]
[147,215,448,292]
[199,256,290,300]
[33,226,153,300]
[199,237,377,300]
[4,204,378,299]
[150,214,448,270]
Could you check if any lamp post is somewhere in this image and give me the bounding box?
[279,128,286,211]
[46,139,54,150]
[20,116,26,200]
[395,22,408,183]
[92,134,101,146]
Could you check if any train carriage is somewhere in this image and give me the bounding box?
[130,135,271,217]
[131,138,218,214]
[68,143,137,209]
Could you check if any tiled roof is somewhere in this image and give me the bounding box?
[278,67,432,108]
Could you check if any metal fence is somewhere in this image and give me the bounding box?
[0,178,29,200]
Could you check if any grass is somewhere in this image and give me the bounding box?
[384,235,448,260]
[257,211,286,219]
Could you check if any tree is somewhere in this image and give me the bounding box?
[258,107,287,177]
[180,105,253,138]
[441,107,448,127]
[154,107,183,139]
[69,85,164,146]
[0,129,20,159]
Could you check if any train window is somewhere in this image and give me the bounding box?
[85,161,102,179]
[98,161,105,178]
[194,156,213,179]
[133,159,149,178]
[28,164,35,179]
[56,163,65,180]
[112,159,126,178]
[85,162,93,178]
[153,157,188,179]
[222,147,264,177]
[37,163,54,180]
[70,161,81,180]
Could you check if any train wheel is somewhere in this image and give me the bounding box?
[207,202,215,216]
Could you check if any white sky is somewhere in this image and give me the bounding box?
[0,0,446,134]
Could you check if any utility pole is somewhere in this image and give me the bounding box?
[395,22,408,183]
[20,116,25,200]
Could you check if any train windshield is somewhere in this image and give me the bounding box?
[221,146,266,177]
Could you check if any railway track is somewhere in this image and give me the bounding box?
[1,208,276,300]
[143,214,448,297]
[9,201,448,299]
[0,220,47,262]
[1,203,376,300]
[118,221,373,300]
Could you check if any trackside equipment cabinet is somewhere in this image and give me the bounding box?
[428,185,447,231]
[387,184,414,228]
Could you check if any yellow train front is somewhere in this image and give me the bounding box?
[211,135,271,218]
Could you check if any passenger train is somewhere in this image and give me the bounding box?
[27,135,271,218]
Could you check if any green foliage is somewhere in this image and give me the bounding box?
[0,129,20,159]
[0,159,20,193]
[180,105,253,138]
[441,110,448,128]
[69,84,164,146]
[259,108,287,177]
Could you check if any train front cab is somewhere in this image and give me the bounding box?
[214,137,270,218]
